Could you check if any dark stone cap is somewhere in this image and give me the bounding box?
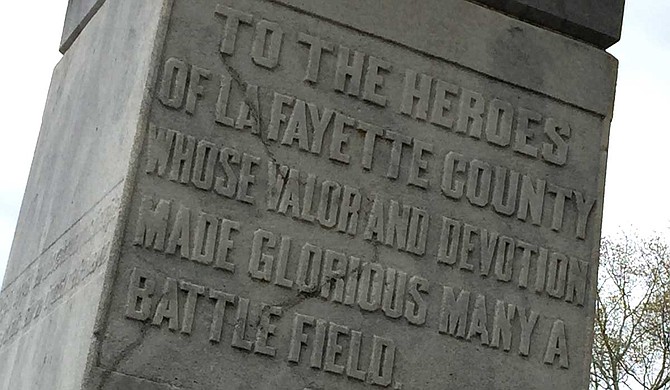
[468,0,625,49]
[59,0,624,53]
[60,0,106,53]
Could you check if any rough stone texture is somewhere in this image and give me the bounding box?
[468,0,625,48]
[4,0,619,388]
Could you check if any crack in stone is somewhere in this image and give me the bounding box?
[273,263,362,312]
[98,323,150,389]
[219,57,278,166]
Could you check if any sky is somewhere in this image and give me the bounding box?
[0,1,668,283]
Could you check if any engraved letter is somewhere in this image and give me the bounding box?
[165,204,192,259]
[324,322,349,374]
[297,32,334,83]
[321,250,348,302]
[215,74,235,127]
[159,57,188,109]
[566,257,589,306]
[467,294,489,345]
[404,276,429,326]
[517,175,546,226]
[364,194,385,243]
[358,262,384,312]
[329,113,354,164]
[334,45,365,97]
[191,141,217,190]
[574,190,596,240]
[254,304,282,356]
[296,243,323,293]
[215,219,240,272]
[485,98,514,147]
[347,330,367,381]
[437,217,461,266]
[209,289,236,343]
[439,286,470,338]
[466,159,492,207]
[232,298,253,350]
[430,79,459,129]
[288,313,314,363]
[544,319,569,369]
[456,89,485,138]
[152,278,180,331]
[145,125,175,176]
[363,56,391,107]
[517,307,539,357]
[180,281,205,335]
[406,207,429,256]
[237,153,260,204]
[125,268,156,321]
[491,301,515,351]
[368,336,396,386]
[542,118,570,166]
[215,5,252,55]
[385,200,411,250]
[441,152,466,199]
[358,121,384,170]
[134,196,171,251]
[384,130,411,180]
[408,139,433,189]
[191,212,219,265]
[267,93,294,141]
[382,268,407,319]
[249,229,277,282]
[513,108,541,158]
[548,184,572,232]
[400,69,431,120]
[546,252,568,299]
[251,20,284,68]
[185,65,211,115]
[491,166,520,216]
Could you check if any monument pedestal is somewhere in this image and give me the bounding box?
[1,0,623,388]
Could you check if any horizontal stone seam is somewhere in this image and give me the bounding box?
[1,178,124,293]
[94,368,184,389]
[467,0,619,49]
[266,0,608,119]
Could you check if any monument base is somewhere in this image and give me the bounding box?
[2,0,620,388]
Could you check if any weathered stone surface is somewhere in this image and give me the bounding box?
[4,0,618,388]
[468,0,625,48]
[1,0,168,387]
[94,0,613,388]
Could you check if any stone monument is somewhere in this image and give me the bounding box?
[0,0,624,388]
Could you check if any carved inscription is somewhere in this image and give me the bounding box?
[125,267,400,387]
[121,2,604,386]
[158,57,597,240]
[142,126,589,309]
[130,194,574,372]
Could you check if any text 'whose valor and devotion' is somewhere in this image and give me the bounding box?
[157,3,599,241]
